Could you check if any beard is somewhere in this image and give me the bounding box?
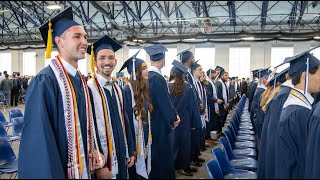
[98,64,114,77]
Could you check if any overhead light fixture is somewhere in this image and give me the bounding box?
[133,39,138,42]
[183,38,196,41]
[0,9,10,13]
[314,36,320,39]
[138,39,143,42]
[47,5,62,10]
[242,37,255,40]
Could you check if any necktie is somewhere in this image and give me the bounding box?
[105,80,115,86]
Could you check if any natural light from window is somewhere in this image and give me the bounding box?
[0,52,12,75]
[23,52,36,76]
[229,48,251,78]
[271,47,293,72]
[162,48,177,77]
[195,48,215,75]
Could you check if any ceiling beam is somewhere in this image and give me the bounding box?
[296,1,309,25]
[261,1,269,31]
[119,1,145,29]
[227,1,236,33]
[288,1,299,32]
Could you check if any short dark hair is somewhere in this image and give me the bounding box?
[5,74,9,78]
[3,71,7,75]
[292,66,319,86]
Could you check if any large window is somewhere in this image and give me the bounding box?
[229,48,250,78]
[162,48,177,77]
[271,47,293,72]
[310,47,320,60]
[0,52,12,74]
[23,52,36,76]
[195,48,215,74]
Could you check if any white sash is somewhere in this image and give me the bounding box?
[128,83,151,179]
[219,79,228,105]
[49,58,89,179]
[208,78,219,111]
[87,78,119,178]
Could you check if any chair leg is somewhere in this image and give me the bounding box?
[14,173,17,179]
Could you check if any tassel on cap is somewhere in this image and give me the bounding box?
[45,19,53,59]
[90,44,95,73]
[305,58,309,95]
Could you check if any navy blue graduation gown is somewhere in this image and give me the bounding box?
[185,72,202,105]
[305,102,320,178]
[229,83,236,101]
[255,96,265,142]
[274,104,311,178]
[215,81,227,117]
[102,87,134,179]
[168,82,201,170]
[206,82,218,131]
[248,81,257,112]
[257,86,291,179]
[250,87,265,129]
[148,71,176,179]
[19,66,89,178]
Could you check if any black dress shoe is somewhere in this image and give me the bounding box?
[189,167,198,172]
[191,161,202,167]
[196,157,205,162]
[179,169,193,176]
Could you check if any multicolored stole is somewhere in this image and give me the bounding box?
[128,83,152,179]
[49,56,100,179]
[87,74,129,178]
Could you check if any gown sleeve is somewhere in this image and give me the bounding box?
[18,74,65,178]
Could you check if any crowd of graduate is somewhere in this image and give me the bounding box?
[17,7,241,179]
[249,45,320,179]
[14,6,320,179]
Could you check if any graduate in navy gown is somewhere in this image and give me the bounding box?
[178,49,204,167]
[257,73,293,179]
[228,77,236,110]
[305,101,320,178]
[119,51,153,179]
[144,44,180,179]
[250,68,270,138]
[215,67,230,135]
[206,69,223,135]
[19,7,105,179]
[248,69,259,112]
[86,35,135,179]
[167,60,201,176]
[274,49,320,178]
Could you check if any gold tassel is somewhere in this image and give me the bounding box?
[45,19,53,59]
[90,45,95,73]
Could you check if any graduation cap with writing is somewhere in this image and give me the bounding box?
[171,60,188,75]
[119,50,145,81]
[39,7,80,59]
[87,35,122,73]
[144,44,168,61]
[177,48,193,63]
[116,72,124,78]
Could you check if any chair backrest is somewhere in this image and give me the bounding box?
[227,125,238,138]
[223,130,235,149]
[206,159,224,179]
[0,137,17,165]
[0,123,10,140]
[12,117,23,136]
[0,111,9,125]
[212,147,233,174]
[219,137,235,161]
[9,109,23,123]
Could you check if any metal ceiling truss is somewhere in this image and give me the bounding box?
[1,1,320,46]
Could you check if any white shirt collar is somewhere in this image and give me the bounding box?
[148,66,162,75]
[282,79,294,88]
[60,58,77,77]
[293,87,314,105]
[257,83,267,90]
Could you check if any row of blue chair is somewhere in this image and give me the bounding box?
[0,137,18,178]
[0,110,24,143]
[206,96,257,179]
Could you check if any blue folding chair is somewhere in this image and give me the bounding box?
[0,123,19,143]
[0,112,12,129]
[9,109,23,123]
[218,137,257,171]
[223,129,256,149]
[227,125,255,142]
[211,147,257,179]
[11,117,23,137]
[0,137,18,178]
[222,131,256,159]
[206,159,224,179]
[230,120,254,135]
